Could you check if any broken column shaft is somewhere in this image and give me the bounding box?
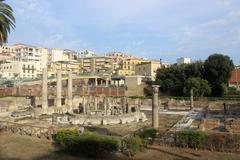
[56,70,62,107]
[190,89,194,110]
[152,85,160,129]
[68,70,73,107]
[42,68,48,109]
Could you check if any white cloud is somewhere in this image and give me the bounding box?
[42,33,86,50]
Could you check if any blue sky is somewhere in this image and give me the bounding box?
[6,0,240,64]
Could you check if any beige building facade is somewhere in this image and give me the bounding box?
[78,56,113,74]
[135,61,161,80]
[0,61,37,79]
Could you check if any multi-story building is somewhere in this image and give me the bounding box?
[0,44,49,79]
[48,61,80,76]
[78,50,96,58]
[13,44,49,75]
[0,44,15,53]
[177,57,192,65]
[135,61,161,80]
[49,48,68,62]
[117,58,149,75]
[78,56,113,74]
[106,52,141,73]
[0,61,37,79]
[229,66,240,90]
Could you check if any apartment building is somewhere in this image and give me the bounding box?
[0,61,37,79]
[78,50,96,58]
[177,57,192,65]
[106,52,140,72]
[78,56,113,74]
[117,58,149,75]
[229,66,240,90]
[135,61,161,80]
[48,61,80,76]
[0,44,49,79]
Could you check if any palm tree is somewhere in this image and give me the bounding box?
[0,0,15,45]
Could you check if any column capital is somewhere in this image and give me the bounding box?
[152,85,160,93]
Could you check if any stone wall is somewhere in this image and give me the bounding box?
[225,119,240,133]
[0,97,31,112]
[200,119,220,131]
[0,85,125,97]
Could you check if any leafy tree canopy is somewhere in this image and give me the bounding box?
[0,0,15,45]
[183,77,211,97]
[156,54,234,97]
[204,54,234,96]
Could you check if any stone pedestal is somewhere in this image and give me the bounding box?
[56,70,62,107]
[42,68,48,110]
[152,85,160,129]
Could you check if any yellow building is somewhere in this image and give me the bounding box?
[116,69,135,75]
[78,56,113,74]
[135,61,161,80]
[48,61,80,76]
[117,58,150,75]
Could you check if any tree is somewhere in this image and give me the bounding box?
[156,64,186,96]
[0,0,15,45]
[204,54,234,97]
[184,61,204,78]
[183,77,211,97]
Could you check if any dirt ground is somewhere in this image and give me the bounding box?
[1,132,240,160]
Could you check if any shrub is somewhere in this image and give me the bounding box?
[55,130,119,157]
[122,136,142,156]
[139,128,157,145]
[55,128,79,146]
[204,133,240,152]
[176,130,208,149]
[225,87,240,96]
[205,133,226,151]
[77,132,119,157]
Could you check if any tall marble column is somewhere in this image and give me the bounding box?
[121,96,126,114]
[95,78,98,86]
[152,85,160,129]
[106,78,109,87]
[138,98,141,112]
[103,96,107,114]
[94,96,98,111]
[190,89,194,110]
[42,68,48,110]
[56,70,62,107]
[68,70,73,107]
[82,96,86,113]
